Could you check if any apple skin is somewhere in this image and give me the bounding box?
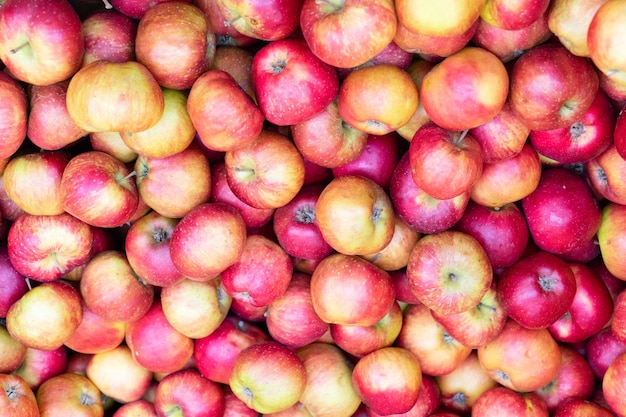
[299,0,397,69]
[407,230,493,316]
[615,107,626,161]
[229,341,307,414]
[11,345,67,391]
[586,144,626,205]
[553,398,616,417]
[153,369,225,417]
[586,327,626,380]
[215,0,302,41]
[195,0,257,48]
[498,251,577,330]
[111,399,157,417]
[522,167,601,258]
[611,290,626,343]
[0,245,28,317]
[395,0,484,38]
[310,253,396,327]
[360,213,421,272]
[477,320,562,393]
[0,374,40,417]
[36,372,104,417]
[251,38,339,126]
[409,122,483,200]
[315,174,395,256]
[597,202,626,281]
[0,325,26,374]
[480,0,550,30]
[0,71,27,160]
[169,202,247,281]
[420,46,509,131]
[6,281,82,351]
[109,0,192,19]
[352,347,422,416]
[81,9,137,66]
[89,131,137,164]
[393,18,477,59]
[508,43,599,131]
[63,302,126,355]
[602,351,626,416]
[471,386,549,417]
[588,0,626,87]
[0,0,84,86]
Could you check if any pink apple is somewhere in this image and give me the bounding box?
[12,346,67,391]
[0,246,28,317]
[586,144,626,205]
[480,0,550,30]
[215,0,303,41]
[586,327,626,380]
[81,9,137,66]
[553,398,615,417]
[63,302,126,355]
[0,71,27,160]
[153,369,225,417]
[112,400,157,417]
[472,386,549,417]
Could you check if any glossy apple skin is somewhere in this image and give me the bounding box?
[553,398,616,417]
[588,0,626,87]
[611,290,626,343]
[0,374,39,417]
[64,302,126,355]
[586,327,626,380]
[36,372,104,417]
[111,399,157,417]
[602,351,626,416]
[481,0,550,30]
[81,9,137,66]
[471,386,549,417]
[0,71,27,160]
[153,369,225,417]
[215,0,303,41]
[12,345,68,390]
[109,0,192,19]
[598,202,626,280]
[393,19,477,59]
[0,245,28,317]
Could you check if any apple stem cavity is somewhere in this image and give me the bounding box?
[295,205,316,224]
[101,0,113,9]
[452,392,468,408]
[569,122,585,141]
[271,59,287,74]
[152,228,169,244]
[5,384,19,399]
[80,393,96,406]
[371,206,383,224]
[9,42,29,54]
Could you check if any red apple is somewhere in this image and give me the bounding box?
[109,0,192,19]
[615,106,626,160]
[215,0,303,41]
[81,9,137,66]
[36,372,104,417]
[0,245,28,317]
[586,144,626,205]
[210,45,255,99]
[0,71,27,160]
[588,0,626,87]
[360,213,421,272]
[12,346,67,391]
[64,302,126,355]
[480,0,550,30]
[611,290,626,343]
[0,374,39,417]
[153,369,225,417]
[112,400,157,417]
[586,327,626,380]
[0,325,26,374]
[602,351,626,416]
[553,398,615,417]
[472,386,549,417]
[393,19,477,59]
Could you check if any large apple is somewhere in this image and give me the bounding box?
[36,372,104,417]
[0,71,27,160]
[81,9,137,66]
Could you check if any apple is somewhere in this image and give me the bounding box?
[391,269,422,305]
[153,369,225,417]
[471,386,549,417]
[337,64,419,135]
[0,0,83,86]
[0,246,28,317]
[365,375,441,417]
[420,46,509,131]
[508,43,599,131]
[615,106,626,160]
[498,251,577,329]
[251,38,339,126]
[215,0,303,41]
[2,150,71,216]
[0,71,27,160]
[352,347,422,416]
[299,0,397,68]
[194,0,257,47]
[229,341,307,414]
[315,175,395,256]
[548,0,609,58]
[588,0,626,87]
[395,0,484,37]
[586,327,626,380]
[435,351,498,414]
[389,152,470,235]
[393,18,477,59]
[109,0,192,19]
[330,300,403,358]
[160,277,232,339]
[187,69,264,153]
[611,290,626,343]
[169,202,247,281]
[11,346,67,391]
[193,315,270,384]
[341,39,413,76]
[360,214,421,272]
[0,374,39,417]
[591,257,626,301]
[553,398,616,417]
[291,100,369,169]
[80,250,154,323]
[26,80,89,151]
[480,0,550,30]
[602,351,626,416]
[477,320,562,392]
[63,302,126,354]
[395,302,473,376]
[265,272,329,349]
[409,123,483,200]
[86,344,153,404]
[0,325,26,374]
[407,229,493,316]
[586,144,626,205]
[112,400,157,417]
[529,89,615,165]
[81,9,137,66]
[36,372,103,417]
[221,234,293,307]
[295,342,362,417]
[6,280,82,351]
[522,167,601,257]
[597,202,626,281]
[89,131,137,164]
[224,129,306,209]
[272,184,334,261]
[210,45,256,100]
[396,59,434,142]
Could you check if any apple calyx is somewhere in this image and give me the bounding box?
[538,275,558,292]
[371,206,384,224]
[295,206,316,224]
[152,228,170,244]
[4,383,19,400]
[570,121,585,141]
[450,391,469,409]
[271,59,287,74]
[80,392,97,406]
[559,101,577,119]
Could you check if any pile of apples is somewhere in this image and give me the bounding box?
[3,0,626,415]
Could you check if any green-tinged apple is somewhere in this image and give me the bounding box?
[12,346,67,390]
[436,352,498,414]
[169,202,247,281]
[36,373,104,417]
[602,351,626,416]
[215,0,303,41]
[80,250,154,323]
[395,0,484,37]
[60,151,140,228]
[316,175,395,256]
[229,341,306,414]
[480,0,550,30]
[0,325,26,374]
[420,47,509,131]
[135,2,215,90]
[338,64,419,135]
[2,150,71,216]
[409,122,483,200]
[360,214,421,272]
[587,144,626,205]
[508,43,599,131]
[352,347,422,416]
[161,277,232,339]
[89,131,137,164]
[251,38,339,126]
[224,129,306,209]
[393,18,477,59]
[153,369,225,417]
[134,144,211,219]
[396,302,473,376]
[120,88,196,159]
[0,0,83,86]
[64,302,126,354]
[0,374,39,417]
[472,386,549,417]
[187,69,264,152]
[0,71,27,160]
[7,212,93,282]
[548,0,608,57]
[588,0,626,87]
[66,60,164,133]
[26,80,89,150]
[310,253,396,326]
[6,281,82,350]
[86,344,153,404]
[299,0,397,68]
[265,272,329,349]
[124,211,184,288]
[407,230,493,316]
[125,298,194,374]
[81,9,137,66]
[477,320,562,392]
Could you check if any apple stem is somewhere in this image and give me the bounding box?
[9,42,29,54]
[121,170,137,182]
[455,129,469,145]
[102,0,113,9]
[25,277,33,291]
